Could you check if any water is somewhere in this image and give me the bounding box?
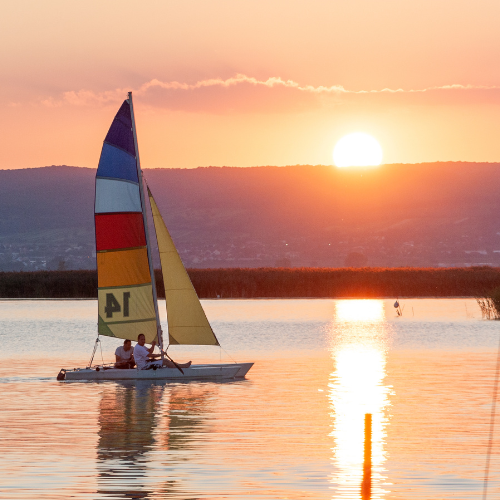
[0,298,499,499]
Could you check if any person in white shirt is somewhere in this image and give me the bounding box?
[115,339,135,369]
[133,334,192,370]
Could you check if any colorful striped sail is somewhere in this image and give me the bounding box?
[95,99,158,343]
[148,188,220,346]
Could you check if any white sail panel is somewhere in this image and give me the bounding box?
[95,178,142,214]
[148,189,219,346]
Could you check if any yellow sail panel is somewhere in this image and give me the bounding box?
[97,248,151,288]
[148,189,219,346]
[99,316,157,343]
[98,284,156,323]
[98,284,157,343]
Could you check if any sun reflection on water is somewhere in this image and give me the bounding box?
[329,300,392,499]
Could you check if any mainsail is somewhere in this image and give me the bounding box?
[95,98,158,344]
[148,188,220,346]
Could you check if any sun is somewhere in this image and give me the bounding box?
[333,133,383,168]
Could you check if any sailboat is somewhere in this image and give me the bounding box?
[58,93,253,381]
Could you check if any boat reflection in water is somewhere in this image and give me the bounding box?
[329,300,392,499]
[97,381,217,498]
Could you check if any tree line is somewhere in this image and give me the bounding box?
[1,267,500,298]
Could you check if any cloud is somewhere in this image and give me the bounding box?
[39,75,500,113]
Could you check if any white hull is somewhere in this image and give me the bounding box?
[60,363,253,381]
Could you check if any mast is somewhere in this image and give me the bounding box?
[128,92,164,353]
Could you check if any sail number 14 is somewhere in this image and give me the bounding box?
[105,292,130,318]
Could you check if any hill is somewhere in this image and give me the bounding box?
[1,163,500,270]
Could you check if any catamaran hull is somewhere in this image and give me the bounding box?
[60,363,253,381]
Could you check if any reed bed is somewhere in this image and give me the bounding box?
[1,267,500,299]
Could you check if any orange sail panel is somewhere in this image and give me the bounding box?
[97,248,151,288]
[95,99,157,343]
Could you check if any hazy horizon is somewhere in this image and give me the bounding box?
[4,160,500,171]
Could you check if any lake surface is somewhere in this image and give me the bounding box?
[1,298,500,499]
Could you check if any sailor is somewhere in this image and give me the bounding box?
[114,339,136,369]
[134,334,192,370]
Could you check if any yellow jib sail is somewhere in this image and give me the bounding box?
[148,188,219,346]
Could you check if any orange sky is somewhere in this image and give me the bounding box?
[2,0,500,169]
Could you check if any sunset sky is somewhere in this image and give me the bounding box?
[2,0,500,169]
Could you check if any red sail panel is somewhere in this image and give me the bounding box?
[95,213,146,251]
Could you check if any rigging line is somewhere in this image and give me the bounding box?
[482,332,500,500]
[88,336,99,368]
[220,346,238,364]
[99,337,105,367]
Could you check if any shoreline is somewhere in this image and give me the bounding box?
[1,267,499,299]
[0,295,483,300]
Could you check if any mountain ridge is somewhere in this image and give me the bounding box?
[1,163,499,270]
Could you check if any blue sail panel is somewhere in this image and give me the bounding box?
[104,100,135,156]
[97,143,138,183]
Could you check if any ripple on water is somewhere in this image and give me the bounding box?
[0,298,499,499]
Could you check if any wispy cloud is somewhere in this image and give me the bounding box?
[39,74,500,111]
